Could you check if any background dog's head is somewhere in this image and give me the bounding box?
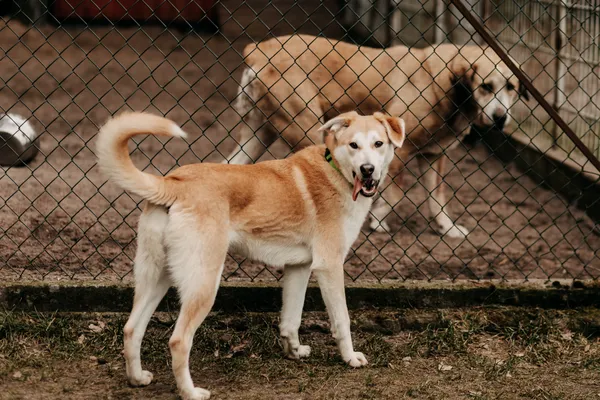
[450,46,530,131]
[319,111,405,201]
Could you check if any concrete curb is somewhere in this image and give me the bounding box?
[1,280,599,312]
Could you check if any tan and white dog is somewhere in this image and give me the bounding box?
[96,110,405,400]
[225,35,529,237]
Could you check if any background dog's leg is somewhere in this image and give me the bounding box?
[418,154,469,238]
[280,263,312,360]
[369,172,403,232]
[270,97,323,155]
[225,106,277,165]
[368,156,406,233]
[123,205,171,387]
[226,133,277,164]
[312,247,368,368]
[166,214,227,400]
[225,68,275,165]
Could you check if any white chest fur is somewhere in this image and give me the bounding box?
[341,196,372,253]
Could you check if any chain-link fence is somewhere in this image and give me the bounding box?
[0,0,598,283]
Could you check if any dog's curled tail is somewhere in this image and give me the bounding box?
[96,112,187,206]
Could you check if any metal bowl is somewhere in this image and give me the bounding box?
[0,114,39,166]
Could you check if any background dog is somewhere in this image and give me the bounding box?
[96,111,405,400]
[226,34,529,237]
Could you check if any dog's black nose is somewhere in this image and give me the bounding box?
[360,164,375,177]
[493,114,507,129]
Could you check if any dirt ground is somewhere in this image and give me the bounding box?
[0,0,599,282]
[2,308,600,399]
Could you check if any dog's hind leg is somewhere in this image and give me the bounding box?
[225,114,278,164]
[225,67,278,164]
[124,204,172,387]
[280,263,312,360]
[166,211,228,400]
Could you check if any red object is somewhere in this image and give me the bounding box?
[53,0,216,23]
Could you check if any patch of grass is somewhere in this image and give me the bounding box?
[2,308,600,399]
[0,310,86,365]
[582,356,600,370]
[357,333,395,367]
[467,354,517,381]
[407,312,484,357]
[522,388,566,400]
[495,313,558,347]
[489,312,580,364]
[404,379,432,398]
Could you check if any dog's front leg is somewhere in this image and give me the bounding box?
[311,253,367,368]
[418,153,469,238]
[369,171,404,232]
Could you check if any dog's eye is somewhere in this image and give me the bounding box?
[481,83,494,93]
[374,141,383,148]
[349,142,359,149]
[506,82,515,91]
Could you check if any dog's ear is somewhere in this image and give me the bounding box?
[318,112,358,148]
[374,112,405,148]
[518,80,530,101]
[457,64,478,88]
[452,52,478,81]
[318,112,358,133]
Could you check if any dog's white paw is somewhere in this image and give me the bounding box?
[285,344,311,360]
[443,224,469,239]
[296,345,311,358]
[345,352,368,368]
[128,370,153,387]
[182,387,211,400]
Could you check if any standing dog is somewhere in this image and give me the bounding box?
[96,111,405,400]
[226,35,529,237]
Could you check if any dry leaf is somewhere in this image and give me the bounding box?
[561,331,573,341]
[231,341,248,354]
[89,323,104,333]
[438,362,452,371]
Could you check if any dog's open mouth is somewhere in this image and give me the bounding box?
[352,172,379,201]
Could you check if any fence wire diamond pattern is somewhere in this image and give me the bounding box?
[0,0,598,283]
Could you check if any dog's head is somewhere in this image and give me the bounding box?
[451,47,529,131]
[318,111,405,201]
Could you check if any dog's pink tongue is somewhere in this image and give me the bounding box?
[352,176,363,201]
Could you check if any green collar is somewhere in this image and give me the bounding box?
[324,148,341,173]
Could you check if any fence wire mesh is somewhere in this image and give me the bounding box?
[0,0,599,283]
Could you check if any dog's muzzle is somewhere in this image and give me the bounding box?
[493,115,507,130]
[351,171,379,201]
